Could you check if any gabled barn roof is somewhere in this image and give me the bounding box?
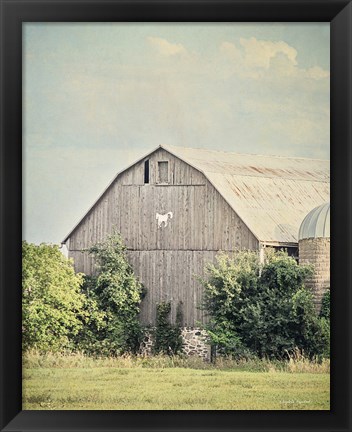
[63,144,330,246]
[162,144,329,246]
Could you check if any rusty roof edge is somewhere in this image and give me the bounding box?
[187,170,329,183]
[61,145,163,244]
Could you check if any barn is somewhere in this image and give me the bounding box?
[62,144,330,348]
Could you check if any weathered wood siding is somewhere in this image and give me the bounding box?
[68,148,259,324]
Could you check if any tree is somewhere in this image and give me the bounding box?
[76,232,144,355]
[201,249,329,359]
[22,241,85,352]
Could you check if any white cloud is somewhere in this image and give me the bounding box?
[240,37,297,69]
[305,66,330,80]
[220,37,329,82]
[148,36,187,56]
[220,41,242,61]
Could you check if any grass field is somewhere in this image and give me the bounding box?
[22,353,330,410]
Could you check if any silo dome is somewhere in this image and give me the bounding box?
[298,202,330,240]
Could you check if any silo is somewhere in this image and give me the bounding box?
[298,203,330,311]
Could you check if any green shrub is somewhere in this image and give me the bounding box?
[153,302,183,356]
[201,249,329,359]
[318,289,330,357]
[22,241,85,352]
[75,232,144,355]
[320,289,330,320]
[200,251,259,358]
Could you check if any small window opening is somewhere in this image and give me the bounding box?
[158,161,169,183]
[144,160,149,184]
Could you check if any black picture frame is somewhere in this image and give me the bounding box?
[1,1,351,431]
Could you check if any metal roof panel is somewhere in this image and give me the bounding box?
[163,145,330,244]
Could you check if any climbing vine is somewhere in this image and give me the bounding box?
[153,301,183,355]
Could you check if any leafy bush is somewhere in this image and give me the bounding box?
[320,289,330,320]
[201,249,329,359]
[75,232,144,355]
[153,302,183,355]
[201,251,259,358]
[22,241,85,352]
[318,289,330,357]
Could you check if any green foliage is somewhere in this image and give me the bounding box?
[318,317,330,358]
[75,232,144,355]
[153,302,183,355]
[201,251,260,358]
[318,289,330,357]
[22,241,85,352]
[201,249,329,359]
[72,275,108,355]
[247,252,314,358]
[320,289,330,320]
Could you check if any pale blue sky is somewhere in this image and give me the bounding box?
[23,23,330,245]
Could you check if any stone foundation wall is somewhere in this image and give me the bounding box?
[140,327,211,360]
[181,328,210,359]
[140,331,154,355]
[299,237,330,311]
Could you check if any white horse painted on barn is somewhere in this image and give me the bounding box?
[156,212,173,228]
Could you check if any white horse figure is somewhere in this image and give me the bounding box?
[156,212,173,228]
